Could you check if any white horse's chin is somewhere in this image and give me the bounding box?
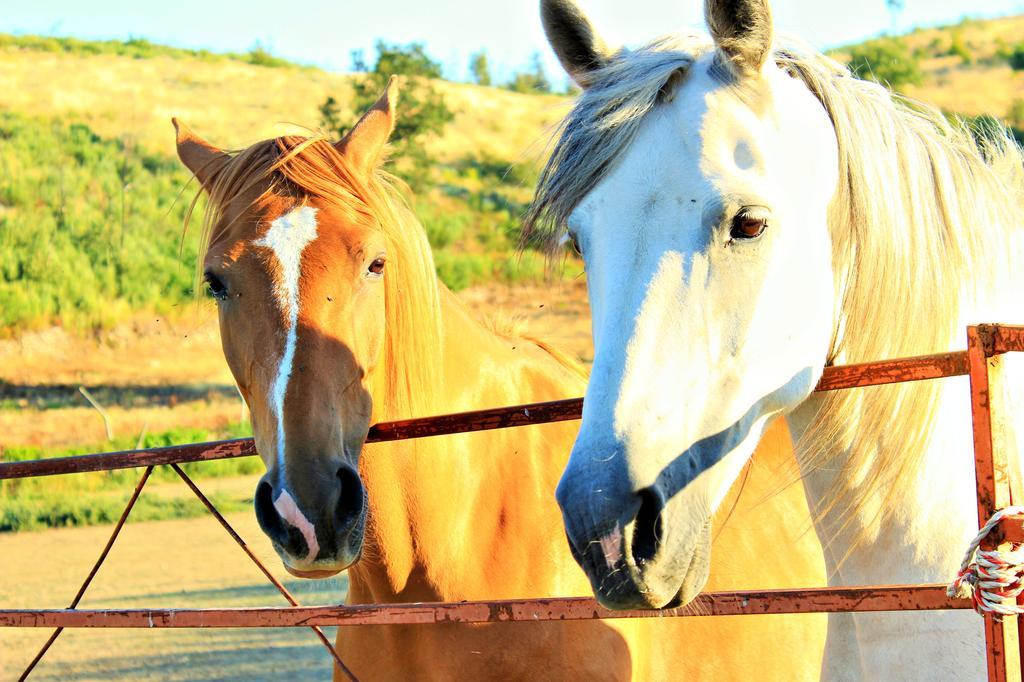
[580,513,713,610]
[638,515,713,609]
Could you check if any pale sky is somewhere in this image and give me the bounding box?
[4,0,1024,86]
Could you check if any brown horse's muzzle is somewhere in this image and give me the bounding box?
[253,462,366,576]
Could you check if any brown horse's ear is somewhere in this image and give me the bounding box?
[540,0,611,88]
[705,0,774,78]
[335,76,398,177]
[173,118,230,190]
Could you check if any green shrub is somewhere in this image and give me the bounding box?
[1009,44,1024,71]
[505,53,552,94]
[847,38,923,90]
[419,206,470,249]
[947,32,973,64]
[0,111,202,331]
[1007,99,1024,133]
[497,250,546,284]
[246,44,292,68]
[321,41,453,190]
[0,421,259,531]
[0,490,251,532]
[0,110,564,334]
[432,251,492,291]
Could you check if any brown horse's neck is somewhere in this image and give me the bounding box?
[347,284,584,605]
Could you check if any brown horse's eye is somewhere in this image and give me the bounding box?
[730,210,769,240]
[204,271,228,301]
[367,257,386,277]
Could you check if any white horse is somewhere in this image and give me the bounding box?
[528,0,1024,678]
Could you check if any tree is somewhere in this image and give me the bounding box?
[885,0,905,34]
[246,42,291,68]
[319,96,343,135]
[847,38,923,91]
[322,41,453,189]
[1008,99,1024,130]
[506,52,552,94]
[1009,44,1024,71]
[1005,99,1024,144]
[470,50,491,86]
[947,31,973,65]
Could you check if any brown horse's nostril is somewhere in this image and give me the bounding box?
[254,477,310,559]
[335,464,364,529]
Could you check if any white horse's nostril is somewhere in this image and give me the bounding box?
[599,524,623,570]
[273,489,320,562]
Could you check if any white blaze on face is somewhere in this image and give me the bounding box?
[255,205,320,481]
[273,488,321,561]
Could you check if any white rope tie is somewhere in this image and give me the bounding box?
[948,505,1024,617]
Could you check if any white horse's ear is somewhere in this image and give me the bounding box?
[335,76,398,177]
[540,0,612,87]
[173,118,230,190]
[704,0,774,78]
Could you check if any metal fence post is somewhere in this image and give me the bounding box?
[967,325,1022,682]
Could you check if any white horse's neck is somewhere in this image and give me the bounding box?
[789,379,984,678]
[787,260,1024,679]
[790,376,979,584]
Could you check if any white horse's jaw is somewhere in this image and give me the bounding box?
[556,54,839,608]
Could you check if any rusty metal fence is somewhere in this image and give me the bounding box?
[2,323,1023,681]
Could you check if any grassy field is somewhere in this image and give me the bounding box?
[2,15,1023,333]
[1,6,1020,549]
[0,426,258,532]
[0,108,558,334]
[0,37,572,333]
[0,38,568,164]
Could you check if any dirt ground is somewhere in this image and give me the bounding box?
[0,508,345,681]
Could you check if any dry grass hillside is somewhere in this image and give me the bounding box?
[1,13,1020,171]
[0,48,569,162]
[1,21,1019,196]
[831,14,1024,121]
[902,14,1024,116]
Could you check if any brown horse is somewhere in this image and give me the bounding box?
[174,80,827,680]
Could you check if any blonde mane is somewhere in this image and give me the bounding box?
[187,134,443,420]
[525,35,1024,537]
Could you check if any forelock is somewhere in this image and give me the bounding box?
[523,35,709,254]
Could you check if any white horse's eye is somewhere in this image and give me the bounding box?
[730,209,770,240]
[565,231,583,256]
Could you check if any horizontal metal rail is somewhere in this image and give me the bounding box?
[3,325,1022,681]
[988,324,1024,355]
[0,584,969,629]
[0,350,969,480]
